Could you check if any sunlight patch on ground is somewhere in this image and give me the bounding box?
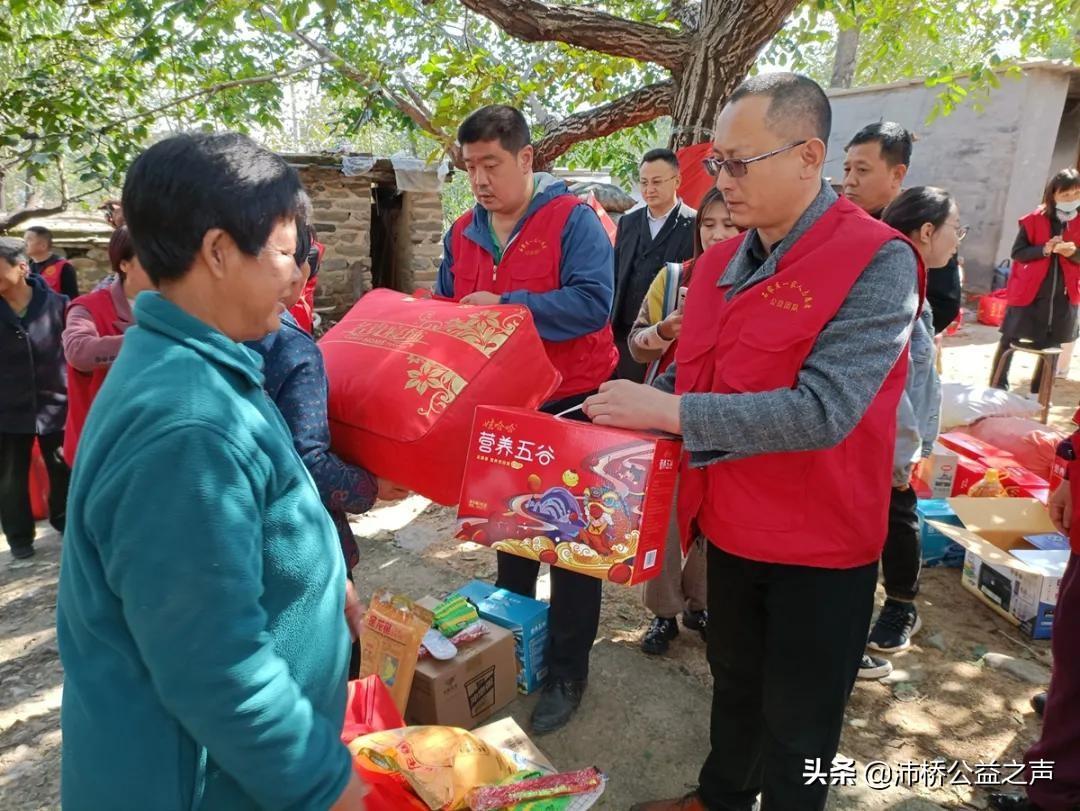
[349,495,432,536]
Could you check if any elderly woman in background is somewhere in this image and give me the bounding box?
[61,226,154,466]
[0,236,70,560]
[56,133,366,810]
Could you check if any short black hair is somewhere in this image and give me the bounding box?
[457,105,531,154]
[0,237,27,266]
[846,121,915,167]
[1043,168,1080,212]
[882,186,955,235]
[641,148,679,171]
[728,72,831,144]
[24,225,53,245]
[122,132,306,284]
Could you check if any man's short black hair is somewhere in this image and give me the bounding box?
[457,105,531,154]
[846,121,915,167]
[122,132,306,285]
[24,225,53,245]
[641,148,679,172]
[0,237,27,266]
[728,72,832,144]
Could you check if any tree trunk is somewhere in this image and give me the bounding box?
[457,0,800,162]
[669,0,802,151]
[830,26,860,89]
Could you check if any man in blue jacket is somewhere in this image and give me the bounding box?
[437,105,617,735]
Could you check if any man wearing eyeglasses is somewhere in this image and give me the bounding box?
[584,73,923,811]
[612,149,697,382]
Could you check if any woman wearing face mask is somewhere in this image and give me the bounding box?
[992,168,1080,392]
[626,187,740,657]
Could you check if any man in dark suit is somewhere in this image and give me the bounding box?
[613,149,697,382]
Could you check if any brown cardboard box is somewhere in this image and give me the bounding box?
[405,618,518,730]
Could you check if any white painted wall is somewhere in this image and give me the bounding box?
[827,67,1072,289]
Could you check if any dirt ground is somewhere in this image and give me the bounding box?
[0,312,1072,810]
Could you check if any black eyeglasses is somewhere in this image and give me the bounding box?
[702,141,808,179]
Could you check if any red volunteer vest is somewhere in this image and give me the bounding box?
[449,195,618,400]
[63,288,123,466]
[289,274,318,334]
[1007,210,1080,308]
[675,198,925,569]
[38,258,67,294]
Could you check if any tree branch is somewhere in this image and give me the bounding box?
[532,80,674,169]
[260,6,460,161]
[100,60,330,134]
[0,184,106,233]
[455,0,690,70]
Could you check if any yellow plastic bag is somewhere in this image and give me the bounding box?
[348,725,516,811]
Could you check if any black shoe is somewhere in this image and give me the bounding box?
[531,679,585,735]
[988,793,1041,810]
[9,544,35,560]
[1031,691,1047,718]
[867,599,922,653]
[682,609,708,641]
[857,653,893,680]
[641,616,679,655]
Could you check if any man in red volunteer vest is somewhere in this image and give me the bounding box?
[436,104,618,735]
[25,226,79,300]
[584,73,923,811]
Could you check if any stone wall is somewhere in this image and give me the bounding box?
[394,190,445,292]
[299,165,373,319]
[53,242,111,292]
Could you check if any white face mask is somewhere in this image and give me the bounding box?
[1056,199,1080,219]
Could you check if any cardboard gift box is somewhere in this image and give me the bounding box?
[937,432,1049,501]
[938,432,1014,462]
[406,608,517,730]
[320,290,560,505]
[929,498,1067,639]
[454,580,549,695]
[456,406,682,586]
[913,441,961,499]
[916,499,966,568]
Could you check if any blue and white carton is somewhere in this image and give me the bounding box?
[453,580,549,694]
[930,498,1066,640]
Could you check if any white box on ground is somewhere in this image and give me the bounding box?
[928,497,1066,640]
[916,441,960,499]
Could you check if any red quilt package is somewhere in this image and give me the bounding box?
[319,290,560,505]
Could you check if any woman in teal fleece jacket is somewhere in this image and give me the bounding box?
[56,133,366,810]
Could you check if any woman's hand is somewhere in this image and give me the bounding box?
[657,309,683,341]
[344,579,365,642]
[1055,241,1078,258]
[1048,482,1072,536]
[1044,236,1063,256]
[377,479,410,502]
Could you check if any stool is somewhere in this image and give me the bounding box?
[990,343,1061,424]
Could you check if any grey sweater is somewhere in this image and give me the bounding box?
[654,182,919,467]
